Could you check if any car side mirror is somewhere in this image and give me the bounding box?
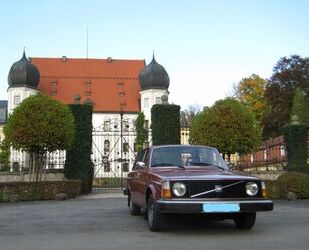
[227,162,235,170]
[136,161,146,169]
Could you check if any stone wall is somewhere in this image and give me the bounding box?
[0,171,65,182]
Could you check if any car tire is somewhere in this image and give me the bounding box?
[234,212,256,230]
[147,194,164,232]
[129,195,140,216]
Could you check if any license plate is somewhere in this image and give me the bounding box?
[203,203,240,213]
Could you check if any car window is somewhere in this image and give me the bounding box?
[143,149,150,167]
[151,146,228,170]
[132,149,146,170]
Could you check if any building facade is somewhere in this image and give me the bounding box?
[7,52,170,177]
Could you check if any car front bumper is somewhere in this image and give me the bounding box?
[155,199,273,213]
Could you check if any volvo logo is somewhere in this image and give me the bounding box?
[215,185,223,192]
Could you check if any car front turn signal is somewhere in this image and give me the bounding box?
[261,181,267,198]
[161,181,171,198]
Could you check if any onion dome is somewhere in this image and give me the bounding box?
[139,55,169,91]
[8,51,40,88]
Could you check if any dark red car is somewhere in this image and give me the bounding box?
[125,145,273,231]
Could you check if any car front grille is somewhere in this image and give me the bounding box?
[171,180,261,199]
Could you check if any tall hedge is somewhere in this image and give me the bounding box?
[151,104,180,145]
[283,124,309,171]
[64,104,94,194]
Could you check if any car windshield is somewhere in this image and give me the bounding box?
[151,146,228,170]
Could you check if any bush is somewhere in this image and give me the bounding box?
[277,172,309,199]
[151,104,180,145]
[0,180,81,202]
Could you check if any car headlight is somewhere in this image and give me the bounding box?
[172,182,186,197]
[246,182,259,196]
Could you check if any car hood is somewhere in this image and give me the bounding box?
[151,167,259,181]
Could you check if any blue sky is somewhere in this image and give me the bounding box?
[1,0,309,109]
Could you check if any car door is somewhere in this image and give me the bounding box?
[129,149,146,206]
[134,148,151,208]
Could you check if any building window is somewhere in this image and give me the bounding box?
[0,110,5,122]
[264,150,267,160]
[14,95,21,105]
[122,163,129,172]
[123,143,129,153]
[156,96,162,104]
[52,80,57,86]
[51,91,57,96]
[280,145,286,156]
[85,92,91,96]
[85,81,91,87]
[118,92,125,97]
[103,120,111,131]
[144,120,149,129]
[104,140,110,153]
[118,82,124,87]
[144,97,149,108]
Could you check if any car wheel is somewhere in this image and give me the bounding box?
[147,194,164,232]
[129,195,140,215]
[234,212,256,229]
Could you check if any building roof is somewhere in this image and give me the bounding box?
[139,56,169,91]
[31,57,145,113]
[8,51,40,88]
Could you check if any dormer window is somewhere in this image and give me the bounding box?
[85,81,91,87]
[52,80,57,86]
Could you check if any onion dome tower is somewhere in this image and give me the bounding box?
[138,54,170,121]
[7,51,40,113]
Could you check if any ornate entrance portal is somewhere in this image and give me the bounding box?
[92,113,138,189]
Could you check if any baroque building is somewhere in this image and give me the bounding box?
[7,52,170,178]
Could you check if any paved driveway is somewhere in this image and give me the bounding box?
[0,192,308,250]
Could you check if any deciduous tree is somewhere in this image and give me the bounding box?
[4,94,75,181]
[190,98,261,160]
[263,55,309,138]
[235,74,267,124]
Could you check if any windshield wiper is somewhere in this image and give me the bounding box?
[152,163,185,169]
[188,162,226,171]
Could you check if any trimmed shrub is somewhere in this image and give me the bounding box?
[151,104,181,145]
[64,104,94,194]
[0,180,81,202]
[277,172,309,199]
[283,124,309,170]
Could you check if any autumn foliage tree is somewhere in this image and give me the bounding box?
[263,55,309,138]
[190,98,262,160]
[235,74,267,124]
[4,94,75,181]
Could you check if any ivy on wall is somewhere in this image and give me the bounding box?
[64,104,94,194]
[134,112,148,152]
[151,104,181,145]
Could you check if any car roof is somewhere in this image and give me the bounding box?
[149,144,216,150]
